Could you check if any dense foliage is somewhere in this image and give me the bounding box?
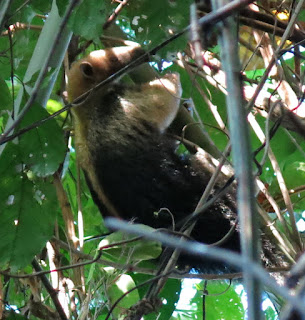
[0,0,305,319]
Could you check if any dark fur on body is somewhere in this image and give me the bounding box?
[68,46,284,272]
[87,85,240,252]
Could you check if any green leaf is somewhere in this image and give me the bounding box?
[0,78,12,130]
[99,225,162,264]
[30,0,52,14]
[5,310,27,319]
[7,0,36,25]
[204,281,245,320]
[282,161,305,189]
[9,28,41,80]
[0,37,11,80]
[46,98,70,128]
[103,267,140,319]
[56,0,70,16]
[0,78,12,110]
[0,143,57,269]
[124,0,192,57]
[18,103,66,177]
[68,0,107,41]
[297,9,305,22]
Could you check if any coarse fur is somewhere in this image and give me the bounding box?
[67,46,282,271]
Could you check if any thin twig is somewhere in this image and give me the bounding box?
[32,259,68,320]
[103,0,129,30]
[1,22,42,36]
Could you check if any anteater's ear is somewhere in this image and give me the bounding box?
[79,61,94,80]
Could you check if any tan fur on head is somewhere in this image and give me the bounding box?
[67,46,182,134]
[67,46,144,102]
